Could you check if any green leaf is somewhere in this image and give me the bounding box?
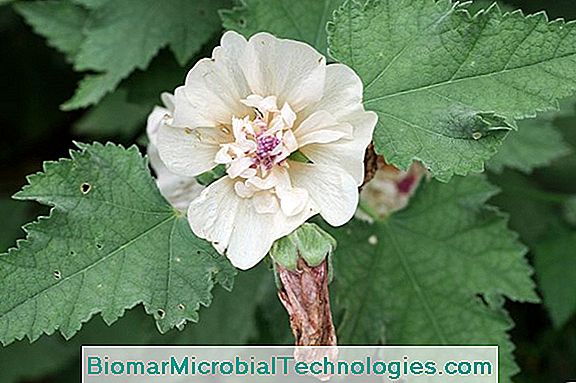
[0,199,37,253]
[16,265,273,381]
[288,150,312,163]
[62,72,123,111]
[330,175,538,383]
[174,264,273,344]
[75,264,271,345]
[73,88,149,138]
[534,224,576,328]
[196,164,227,186]
[488,170,563,246]
[70,0,110,9]
[467,0,514,15]
[14,0,89,61]
[488,118,572,173]
[63,0,229,110]
[221,0,344,56]
[489,169,576,327]
[124,52,187,106]
[537,97,576,192]
[0,143,235,345]
[329,0,576,180]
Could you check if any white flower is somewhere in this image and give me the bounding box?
[157,31,377,269]
[147,92,204,211]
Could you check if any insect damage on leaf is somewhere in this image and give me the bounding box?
[0,142,236,345]
[440,109,513,140]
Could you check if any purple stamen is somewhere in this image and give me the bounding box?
[257,135,280,156]
[256,135,281,170]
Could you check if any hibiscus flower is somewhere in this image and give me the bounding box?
[156,31,377,269]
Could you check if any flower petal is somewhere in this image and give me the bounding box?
[147,142,203,212]
[276,186,309,217]
[225,201,282,270]
[227,198,318,269]
[227,157,254,178]
[188,177,318,269]
[239,33,326,112]
[297,64,377,184]
[294,110,354,147]
[146,105,171,147]
[172,31,252,128]
[188,177,240,255]
[157,125,223,177]
[253,191,280,214]
[301,63,364,121]
[289,162,359,226]
[301,111,377,184]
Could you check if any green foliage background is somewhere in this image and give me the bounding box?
[0,0,575,382]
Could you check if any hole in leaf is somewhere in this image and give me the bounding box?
[96,243,103,250]
[53,270,61,280]
[177,304,185,310]
[80,183,91,194]
[238,17,247,27]
[156,309,165,319]
[69,250,75,256]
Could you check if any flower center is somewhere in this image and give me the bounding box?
[214,94,298,180]
[211,94,311,215]
[256,135,281,170]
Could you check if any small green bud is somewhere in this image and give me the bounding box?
[270,223,336,270]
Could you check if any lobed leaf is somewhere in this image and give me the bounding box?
[329,0,576,180]
[17,0,229,110]
[330,175,538,383]
[15,0,89,62]
[0,143,235,345]
[534,225,576,328]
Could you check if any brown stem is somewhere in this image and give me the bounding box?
[276,258,337,346]
[272,143,383,346]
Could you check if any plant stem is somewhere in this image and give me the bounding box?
[275,258,337,346]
